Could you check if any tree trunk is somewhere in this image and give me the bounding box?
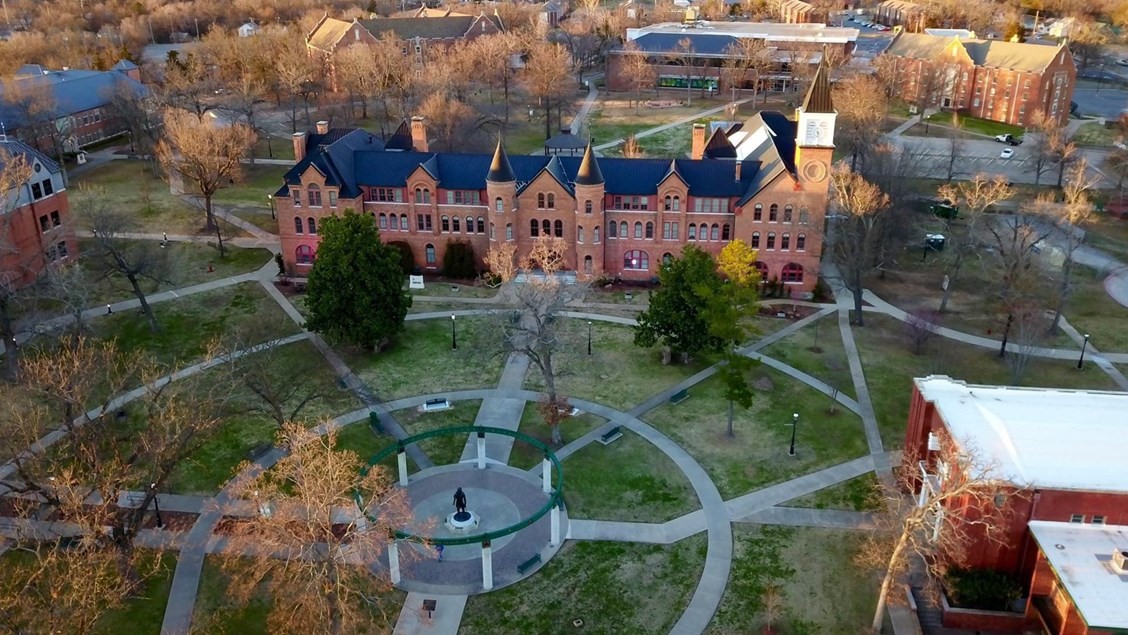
[726,399,734,438]
[543,354,563,445]
[126,273,160,333]
[938,254,964,314]
[998,312,1013,357]
[503,71,510,124]
[853,269,865,327]
[1049,253,1074,333]
[0,293,19,381]
[871,528,910,633]
[205,195,226,257]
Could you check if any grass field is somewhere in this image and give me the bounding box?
[393,401,481,466]
[562,429,700,523]
[1065,265,1128,353]
[783,473,882,511]
[459,536,706,634]
[1073,121,1118,147]
[760,313,854,399]
[509,405,607,470]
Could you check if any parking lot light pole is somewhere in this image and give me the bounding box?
[788,413,799,457]
[1077,333,1090,369]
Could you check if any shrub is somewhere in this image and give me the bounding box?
[944,568,1022,611]
[443,240,476,279]
[388,241,415,275]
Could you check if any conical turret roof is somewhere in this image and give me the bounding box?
[574,142,604,186]
[801,52,835,114]
[486,138,515,183]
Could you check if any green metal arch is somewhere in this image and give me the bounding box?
[356,424,565,547]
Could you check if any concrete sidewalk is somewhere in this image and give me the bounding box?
[392,593,467,635]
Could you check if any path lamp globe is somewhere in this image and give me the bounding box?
[451,314,457,351]
[150,482,164,528]
[788,413,799,457]
[587,320,592,356]
[267,193,275,220]
[1077,334,1090,369]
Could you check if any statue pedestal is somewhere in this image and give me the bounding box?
[446,510,479,532]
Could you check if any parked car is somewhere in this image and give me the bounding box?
[994,134,1022,146]
[1117,59,1128,67]
[1000,148,1015,159]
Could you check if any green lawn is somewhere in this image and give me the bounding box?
[459,536,706,634]
[250,136,296,161]
[760,313,854,399]
[509,405,607,471]
[1066,266,1128,353]
[924,113,1024,138]
[345,317,506,401]
[783,473,882,511]
[524,321,712,411]
[392,401,481,466]
[562,429,700,523]
[408,280,499,298]
[852,313,1120,449]
[643,371,868,500]
[1073,121,1118,147]
[191,557,273,635]
[213,165,291,208]
[1085,213,1128,262]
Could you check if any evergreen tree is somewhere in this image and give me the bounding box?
[305,211,411,350]
[634,245,723,360]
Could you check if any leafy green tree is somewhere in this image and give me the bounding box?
[709,240,761,437]
[443,240,476,279]
[305,211,411,350]
[634,245,723,362]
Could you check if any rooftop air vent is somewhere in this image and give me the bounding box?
[1114,549,1128,573]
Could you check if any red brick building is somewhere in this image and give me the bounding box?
[880,31,1076,127]
[0,136,75,291]
[904,377,1128,631]
[274,62,838,293]
[779,0,826,24]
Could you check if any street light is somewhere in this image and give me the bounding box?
[1077,333,1090,369]
[150,482,164,529]
[788,413,799,457]
[587,320,592,356]
[267,193,276,220]
[451,314,457,351]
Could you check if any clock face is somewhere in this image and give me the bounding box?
[805,120,820,145]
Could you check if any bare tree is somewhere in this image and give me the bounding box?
[1003,308,1046,384]
[217,422,412,635]
[829,165,892,326]
[226,324,325,427]
[104,78,162,174]
[984,213,1053,357]
[158,52,219,121]
[1026,110,1071,189]
[934,175,1015,313]
[0,145,34,380]
[903,309,941,355]
[833,74,888,172]
[665,38,696,106]
[416,93,476,153]
[522,43,573,141]
[620,41,657,112]
[483,241,518,284]
[940,113,966,183]
[155,108,256,256]
[621,134,643,158]
[1103,146,1128,199]
[1043,159,1099,332]
[1,76,71,186]
[335,44,381,121]
[274,38,319,133]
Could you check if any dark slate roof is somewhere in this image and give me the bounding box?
[0,137,60,175]
[801,56,835,113]
[359,14,502,40]
[278,128,385,197]
[111,59,139,71]
[0,67,146,128]
[738,112,797,205]
[486,140,516,183]
[703,128,737,158]
[545,129,587,150]
[385,120,414,151]
[626,33,741,57]
[574,143,604,186]
[526,155,573,196]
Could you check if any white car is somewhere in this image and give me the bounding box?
[1000,148,1015,159]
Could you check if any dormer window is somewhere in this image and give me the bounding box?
[307,184,322,207]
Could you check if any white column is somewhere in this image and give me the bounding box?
[541,457,551,494]
[388,541,401,584]
[397,450,408,487]
[481,541,494,590]
[550,504,561,546]
[477,432,486,470]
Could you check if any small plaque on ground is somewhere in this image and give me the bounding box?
[409,275,424,290]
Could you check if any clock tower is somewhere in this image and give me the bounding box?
[794,55,836,187]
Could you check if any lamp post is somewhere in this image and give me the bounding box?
[1077,333,1090,369]
[267,193,276,220]
[788,413,799,457]
[587,320,592,356]
[150,482,164,529]
[451,314,457,351]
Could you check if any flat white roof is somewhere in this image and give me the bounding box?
[1027,521,1128,630]
[915,376,1128,492]
[627,22,859,44]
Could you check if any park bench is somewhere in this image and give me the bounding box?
[422,398,451,412]
[669,389,690,405]
[517,553,542,575]
[246,443,272,461]
[599,425,623,445]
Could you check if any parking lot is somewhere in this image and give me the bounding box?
[890,136,1112,185]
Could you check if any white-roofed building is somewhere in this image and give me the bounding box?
[1026,521,1128,635]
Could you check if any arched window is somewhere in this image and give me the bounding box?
[308,217,317,234]
[530,219,540,237]
[584,255,593,273]
[495,197,504,212]
[672,196,681,211]
[537,193,546,208]
[542,219,551,236]
[296,245,314,264]
[609,220,618,238]
[623,250,649,270]
[490,222,496,239]
[782,263,804,283]
[710,224,719,241]
[378,213,388,229]
[767,232,776,249]
[292,189,302,207]
[441,215,450,232]
[799,207,810,224]
[307,184,322,207]
[294,217,304,234]
[547,193,555,209]
[634,222,643,239]
[662,252,674,265]
[645,222,654,239]
[400,214,409,230]
[751,232,760,248]
[783,205,793,223]
[753,203,763,221]
[585,200,593,214]
[554,219,563,237]
[722,223,731,241]
[664,195,671,211]
[577,225,585,243]
[594,226,601,243]
[425,244,436,263]
[466,216,474,233]
[506,223,513,240]
[477,217,485,234]
[415,187,430,204]
[452,216,461,232]
[688,224,697,241]
[781,233,790,250]
[754,261,768,280]
[619,222,628,238]
[797,233,806,251]
[769,203,778,222]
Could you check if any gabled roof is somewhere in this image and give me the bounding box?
[358,14,502,40]
[884,32,959,61]
[384,120,414,151]
[703,111,797,205]
[0,137,60,178]
[800,55,834,113]
[574,143,604,186]
[885,32,1070,72]
[110,59,138,71]
[0,67,147,128]
[523,155,573,196]
[306,17,356,52]
[703,128,737,158]
[625,32,741,57]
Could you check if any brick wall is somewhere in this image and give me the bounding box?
[1,191,75,290]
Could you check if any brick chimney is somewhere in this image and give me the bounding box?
[411,116,429,152]
[292,132,307,162]
[691,123,706,160]
[316,120,330,134]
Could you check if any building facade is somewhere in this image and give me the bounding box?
[880,31,1076,127]
[0,137,74,291]
[875,0,925,30]
[779,0,826,24]
[274,63,838,293]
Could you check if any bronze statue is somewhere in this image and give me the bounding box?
[454,487,467,514]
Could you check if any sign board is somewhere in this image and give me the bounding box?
[408,275,424,290]
[942,275,950,291]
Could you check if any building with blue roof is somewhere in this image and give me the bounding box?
[275,60,838,294]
